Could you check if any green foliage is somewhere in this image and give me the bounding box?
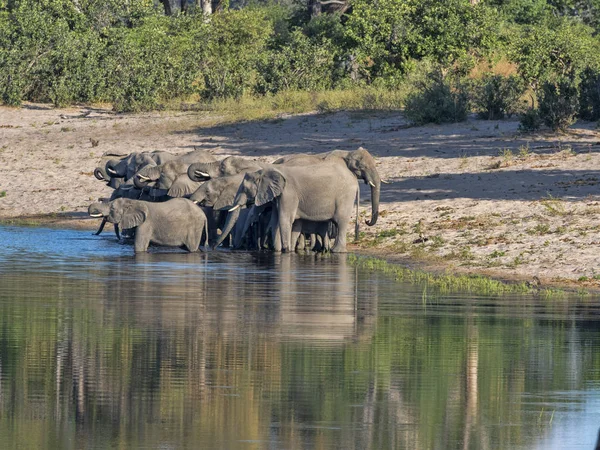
[199,9,272,100]
[538,78,579,131]
[518,108,543,132]
[471,74,526,120]
[256,29,336,94]
[404,67,469,125]
[578,68,600,121]
[509,17,600,94]
[344,0,499,82]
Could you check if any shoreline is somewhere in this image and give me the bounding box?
[2,104,600,293]
[0,212,594,295]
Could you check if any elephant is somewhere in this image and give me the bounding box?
[228,160,358,253]
[189,173,249,248]
[89,198,209,253]
[292,219,331,252]
[105,150,177,181]
[187,156,270,182]
[134,148,217,192]
[88,200,122,240]
[273,147,381,227]
[94,152,129,189]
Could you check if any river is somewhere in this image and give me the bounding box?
[0,226,598,449]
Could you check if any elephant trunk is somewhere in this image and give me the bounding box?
[214,207,241,249]
[94,217,107,235]
[365,171,380,226]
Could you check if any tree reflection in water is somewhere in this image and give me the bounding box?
[0,240,599,449]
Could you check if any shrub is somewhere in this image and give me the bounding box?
[538,78,579,132]
[518,108,542,132]
[471,74,526,120]
[199,9,272,100]
[256,30,336,94]
[404,69,469,125]
[579,68,600,121]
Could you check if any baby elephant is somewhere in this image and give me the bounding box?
[89,198,208,253]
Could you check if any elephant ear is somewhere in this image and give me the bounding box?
[168,176,200,198]
[212,184,239,211]
[120,202,148,229]
[256,170,285,206]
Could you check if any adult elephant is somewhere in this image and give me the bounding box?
[228,160,358,253]
[187,156,270,182]
[89,198,209,253]
[105,150,177,181]
[190,173,250,248]
[273,147,381,226]
[134,148,217,194]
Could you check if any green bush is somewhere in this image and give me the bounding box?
[404,69,469,125]
[538,78,579,132]
[198,9,272,100]
[579,68,600,121]
[471,74,526,120]
[518,108,542,132]
[256,30,336,94]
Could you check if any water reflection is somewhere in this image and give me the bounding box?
[0,227,599,449]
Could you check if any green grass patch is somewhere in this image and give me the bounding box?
[348,254,569,298]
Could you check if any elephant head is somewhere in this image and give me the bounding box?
[190,173,246,248]
[106,152,158,181]
[187,161,221,182]
[328,147,380,226]
[134,164,162,189]
[88,201,121,239]
[188,157,266,182]
[167,175,202,198]
[107,198,149,230]
[135,161,190,192]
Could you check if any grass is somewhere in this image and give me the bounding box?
[0,191,6,198]
[161,87,409,125]
[540,194,567,216]
[347,254,568,298]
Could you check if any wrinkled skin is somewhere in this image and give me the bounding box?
[91,198,209,253]
[187,156,269,182]
[190,173,247,248]
[230,160,358,253]
[274,147,381,227]
[106,150,176,181]
[88,201,121,240]
[134,148,216,191]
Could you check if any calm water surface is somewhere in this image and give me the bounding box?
[0,226,599,449]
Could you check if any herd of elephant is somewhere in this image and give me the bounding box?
[89,146,382,253]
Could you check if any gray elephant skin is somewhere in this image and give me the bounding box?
[187,156,270,182]
[229,160,358,253]
[274,147,380,227]
[89,198,208,253]
[134,148,217,194]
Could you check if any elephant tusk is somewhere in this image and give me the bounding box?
[195,171,210,178]
[107,167,118,175]
[369,181,376,187]
[137,175,150,181]
[193,200,199,205]
[381,179,390,184]
[89,213,104,218]
[228,204,240,212]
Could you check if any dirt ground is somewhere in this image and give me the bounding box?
[1,103,600,287]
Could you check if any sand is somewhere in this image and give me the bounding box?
[1,103,600,287]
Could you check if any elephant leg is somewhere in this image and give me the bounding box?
[133,229,150,253]
[279,213,293,253]
[291,221,303,253]
[269,209,282,252]
[332,210,352,253]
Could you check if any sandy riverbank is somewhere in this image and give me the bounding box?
[1,104,600,288]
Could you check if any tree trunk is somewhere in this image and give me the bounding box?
[200,0,212,15]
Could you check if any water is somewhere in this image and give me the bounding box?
[0,225,599,449]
